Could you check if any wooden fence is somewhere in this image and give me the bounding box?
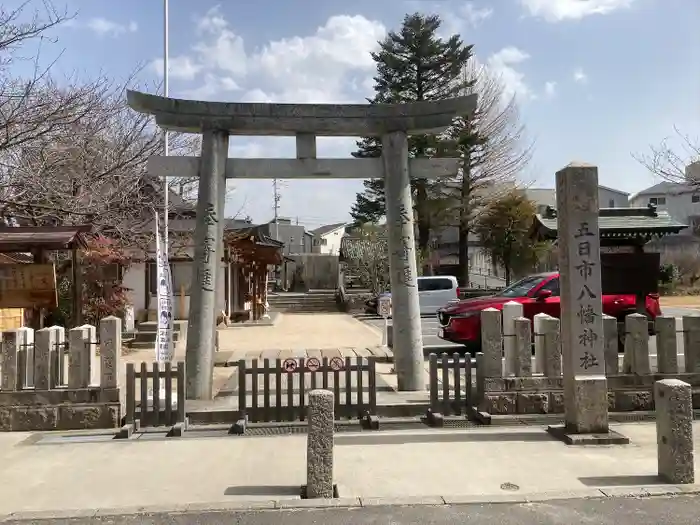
[119,361,186,438]
[236,356,377,426]
[427,352,478,426]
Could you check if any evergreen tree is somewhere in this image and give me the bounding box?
[350,13,473,255]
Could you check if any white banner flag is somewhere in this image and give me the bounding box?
[155,212,174,362]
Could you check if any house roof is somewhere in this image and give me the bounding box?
[532,205,687,244]
[0,225,92,252]
[309,222,347,237]
[632,181,696,198]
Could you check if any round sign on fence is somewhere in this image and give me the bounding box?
[329,356,344,371]
[283,358,297,372]
[306,357,321,372]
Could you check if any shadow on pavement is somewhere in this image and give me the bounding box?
[335,430,556,446]
[577,475,664,487]
[224,485,301,496]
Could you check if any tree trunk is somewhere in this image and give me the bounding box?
[458,226,469,287]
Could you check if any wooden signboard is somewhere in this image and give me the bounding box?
[0,264,58,309]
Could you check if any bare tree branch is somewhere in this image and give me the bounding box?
[633,126,700,184]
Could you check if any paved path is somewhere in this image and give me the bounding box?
[1,422,699,517]
[8,494,700,524]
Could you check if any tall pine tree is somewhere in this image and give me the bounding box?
[350,13,473,255]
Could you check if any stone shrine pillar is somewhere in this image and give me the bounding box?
[382,131,424,391]
[556,162,609,433]
[185,129,230,400]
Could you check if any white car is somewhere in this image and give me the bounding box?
[372,275,461,316]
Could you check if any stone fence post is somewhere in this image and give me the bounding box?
[502,301,523,376]
[655,379,694,484]
[68,325,98,388]
[513,317,532,377]
[480,308,502,378]
[0,330,18,391]
[34,328,56,390]
[16,327,34,389]
[99,317,122,388]
[49,326,66,387]
[306,389,335,499]
[682,316,700,373]
[656,316,679,374]
[601,315,618,376]
[623,313,650,375]
[534,314,561,377]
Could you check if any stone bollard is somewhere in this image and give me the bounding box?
[655,379,694,484]
[622,314,650,375]
[480,308,502,378]
[656,316,679,374]
[306,389,335,499]
[68,325,98,388]
[602,315,618,376]
[502,301,523,376]
[682,316,700,373]
[513,317,532,377]
[536,315,561,377]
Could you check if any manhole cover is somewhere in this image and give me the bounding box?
[500,482,520,491]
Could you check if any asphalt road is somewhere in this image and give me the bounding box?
[8,494,700,524]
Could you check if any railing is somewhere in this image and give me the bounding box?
[120,361,187,437]
[235,356,378,431]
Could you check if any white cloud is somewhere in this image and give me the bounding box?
[151,56,203,81]
[486,46,533,101]
[459,3,494,26]
[86,17,138,37]
[519,0,637,22]
[573,67,588,83]
[544,81,557,96]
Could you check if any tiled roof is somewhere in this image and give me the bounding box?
[534,206,687,238]
[309,222,347,237]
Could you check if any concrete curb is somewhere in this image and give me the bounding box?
[3,485,700,521]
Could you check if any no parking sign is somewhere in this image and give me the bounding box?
[378,295,392,318]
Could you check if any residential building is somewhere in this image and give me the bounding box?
[258,218,313,255]
[309,223,347,255]
[630,182,699,235]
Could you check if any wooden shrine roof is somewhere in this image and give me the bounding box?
[532,205,687,244]
[0,225,92,252]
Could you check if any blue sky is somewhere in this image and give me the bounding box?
[8,0,700,228]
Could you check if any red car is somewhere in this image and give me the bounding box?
[437,272,661,349]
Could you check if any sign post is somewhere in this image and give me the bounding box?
[378,295,392,347]
[154,212,175,403]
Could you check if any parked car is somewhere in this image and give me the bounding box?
[437,272,661,349]
[365,275,461,316]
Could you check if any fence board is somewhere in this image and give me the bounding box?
[428,353,478,423]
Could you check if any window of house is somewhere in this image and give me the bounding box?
[321,238,328,246]
[649,197,666,206]
[693,195,700,203]
[149,261,192,295]
[608,199,615,207]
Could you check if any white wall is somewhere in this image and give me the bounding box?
[315,228,344,255]
[630,191,699,233]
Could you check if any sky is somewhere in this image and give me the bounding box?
[7,0,700,229]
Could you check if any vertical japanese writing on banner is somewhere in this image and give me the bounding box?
[154,212,174,362]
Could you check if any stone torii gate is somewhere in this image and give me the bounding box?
[127,90,477,400]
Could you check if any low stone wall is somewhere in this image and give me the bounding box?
[480,374,700,415]
[474,306,700,416]
[0,388,121,431]
[0,317,123,432]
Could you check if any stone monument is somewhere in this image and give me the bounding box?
[547,163,627,445]
[127,91,477,399]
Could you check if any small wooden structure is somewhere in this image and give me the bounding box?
[225,227,284,322]
[0,225,92,328]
